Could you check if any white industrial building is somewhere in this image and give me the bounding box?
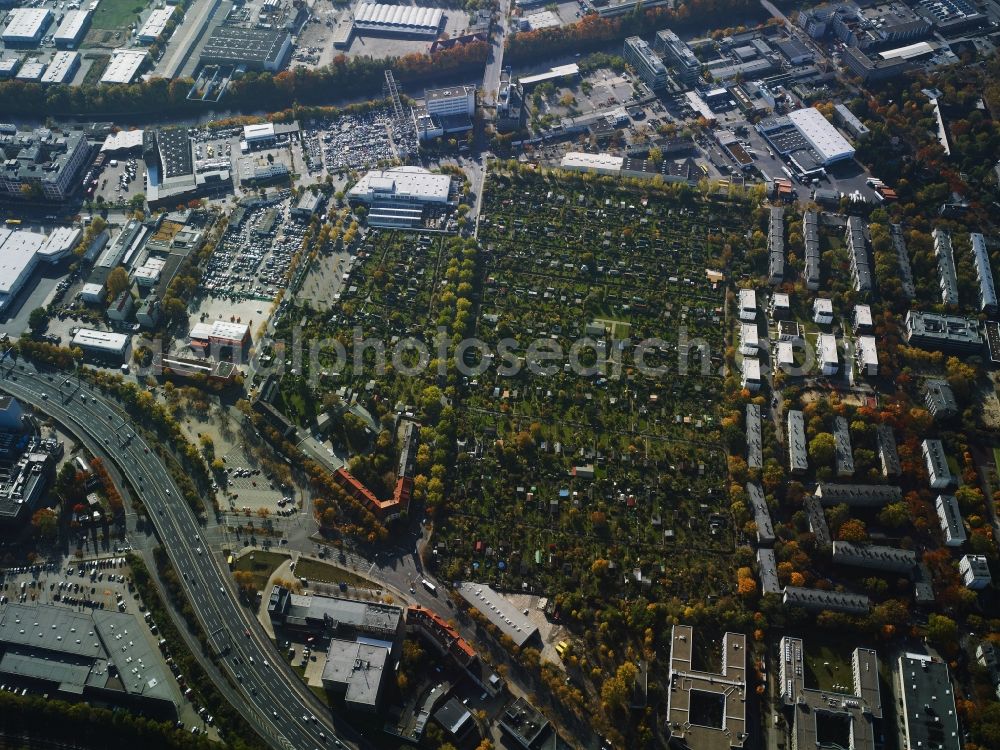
[787,107,855,165]
[100,49,148,84]
[1,8,52,44]
[16,60,45,81]
[348,167,452,228]
[53,9,91,48]
[40,51,80,84]
[352,3,444,36]
[0,226,81,313]
[137,5,175,42]
[520,10,560,30]
[70,329,131,361]
[559,152,623,176]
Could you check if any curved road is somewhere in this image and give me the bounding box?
[0,361,353,750]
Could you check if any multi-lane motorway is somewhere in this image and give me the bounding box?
[0,361,354,750]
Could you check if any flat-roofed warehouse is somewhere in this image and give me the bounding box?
[787,107,855,166]
[1,8,52,44]
[100,49,148,84]
[40,51,80,84]
[456,582,539,647]
[352,3,444,36]
[53,9,91,48]
[71,328,131,361]
[200,25,292,72]
[137,5,175,43]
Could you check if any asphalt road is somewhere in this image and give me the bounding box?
[0,361,354,750]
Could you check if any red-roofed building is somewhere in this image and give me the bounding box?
[407,605,476,666]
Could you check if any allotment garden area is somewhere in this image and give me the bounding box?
[431,168,757,600]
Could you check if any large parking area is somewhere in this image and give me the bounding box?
[301,108,401,176]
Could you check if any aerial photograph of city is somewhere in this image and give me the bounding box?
[0,0,997,745]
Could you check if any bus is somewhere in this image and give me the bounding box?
[421,579,437,595]
[4,219,21,226]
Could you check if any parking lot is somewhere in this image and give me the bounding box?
[93,155,145,206]
[301,108,402,176]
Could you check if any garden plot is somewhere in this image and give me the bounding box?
[433,170,754,597]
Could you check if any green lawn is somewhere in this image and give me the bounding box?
[92,0,147,30]
[293,558,378,590]
[803,643,854,693]
[233,550,289,591]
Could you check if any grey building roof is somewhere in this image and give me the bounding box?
[746,482,774,545]
[833,416,854,477]
[898,653,961,750]
[269,586,403,638]
[889,223,917,299]
[457,582,538,647]
[815,483,902,507]
[787,410,807,474]
[780,636,881,750]
[922,438,953,485]
[846,216,873,293]
[932,228,959,305]
[876,424,901,477]
[499,697,550,749]
[935,494,966,546]
[970,232,996,312]
[832,541,918,573]
[434,697,473,737]
[904,311,982,353]
[768,206,785,284]
[320,638,388,708]
[803,210,821,289]
[757,548,780,594]
[804,494,831,547]
[782,586,870,614]
[746,403,762,469]
[924,379,958,419]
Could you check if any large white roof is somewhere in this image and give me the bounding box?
[101,129,144,152]
[349,166,451,203]
[788,108,855,164]
[1,8,51,41]
[100,49,147,84]
[353,3,443,30]
[0,228,43,295]
[137,6,175,41]
[40,51,79,84]
[560,152,624,172]
[71,328,129,351]
[53,9,90,43]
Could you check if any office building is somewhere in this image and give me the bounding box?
[0,128,91,200]
[845,216,873,293]
[498,697,551,749]
[266,586,404,641]
[855,335,878,377]
[352,3,444,36]
[816,332,838,375]
[456,582,539,647]
[782,586,870,614]
[787,107,855,166]
[1,8,52,44]
[413,85,476,141]
[496,67,525,133]
[898,653,961,750]
[935,494,966,547]
[741,356,761,392]
[970,232,997,315]
[787,410,807,475]
[803,210,820,290]
[813,298,833,325]
[0,450,51,526]
[922,438,953,489]
[768,206,785,285]
[924,379,958,420]
[666,625,747,749]
[932,228,959,305]
[904,311,981,353]
[100,49,147,84]
[0,396,23,431]
[834,103,870,139]
[200,25,292,71]
[137,5,175,43]
[737,288,757,321]
[655,29,700,85]
[832,541,917,574]
[815,483,902,507]
[40,50,79,84]
[959,554,991,589]
[348,166,452,228]
[623,36,668,90]
[70,329,131,361]
[780,637,882,750]
[841,44,918,83]
[876,424,900,477]
[321,639,389,711]
[291,191,324,220]
[53,9,90,47]
[746,403,762,470]
[519,10,559,30]
[746,482,773,545]
[0,603,175,715]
